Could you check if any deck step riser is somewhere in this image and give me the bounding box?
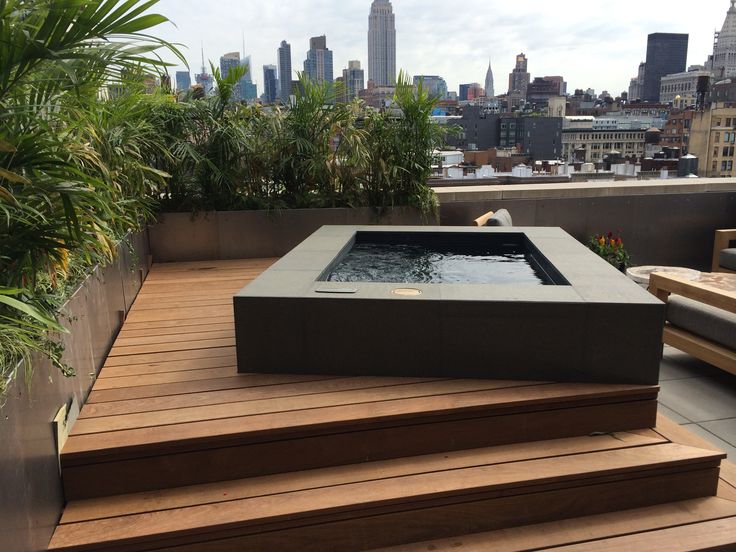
[61,399,657,500]
[53,467,721,552]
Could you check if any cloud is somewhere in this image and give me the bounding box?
[151,0,730,95]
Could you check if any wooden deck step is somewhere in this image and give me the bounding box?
[60,378,659,500]
[48,435,724,552]
[371,496,736,552]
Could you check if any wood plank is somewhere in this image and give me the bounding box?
[78,377,457,418]
[650,272,736,314]
[124,305,232,324]
[550,517,736,551]
[86,375,339,404]
[91,367,239,390]
[60,432,666,524]
[128,297,233,312]
[102,346,236,368]
[108,337,236,357]
[63,384,658,460]
[98,355,237,379]
[143,470,722,552]
[655,413,736,493]
[371,497,736,552]
[664,325,736,376]
[48,445,723,551]
[117,323,234,340]
[118,315,233,332]
[112,330,234,349]
[60,401,660,499]
[72,380,549,434]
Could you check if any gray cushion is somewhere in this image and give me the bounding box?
[667,295,736,350]
[720,248,736,271]
[485,209,513,227]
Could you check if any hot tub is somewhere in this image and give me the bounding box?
[234,226,665,385]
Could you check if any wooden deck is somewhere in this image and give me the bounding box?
[48,259,736,551]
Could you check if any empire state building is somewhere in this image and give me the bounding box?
[368,0,396,87]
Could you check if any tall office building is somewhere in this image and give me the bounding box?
[304,35,333,84]
[508,53,530,98]
[278,40,292,102]
[413,75,448,99]
[643,33,689,102]
[220,52,241,80]
[263,65,278,104]
[368,0,396,87]
[342,60,365,100]
[485,61,495,98]
[175,71,191,93]
[712,1,736,79]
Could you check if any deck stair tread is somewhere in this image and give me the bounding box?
[48,436,724,551]
[47,258,734,551]
[369,497,736,552]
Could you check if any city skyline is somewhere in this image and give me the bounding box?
[151,0,729,96]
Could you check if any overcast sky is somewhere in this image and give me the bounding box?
[151,0,731,95]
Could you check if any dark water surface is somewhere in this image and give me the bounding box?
[327,243,549,285]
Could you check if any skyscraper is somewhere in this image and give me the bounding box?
[278,40,292,102]
[485,61,495,98]
[263,65,278,104]
[712,1,736,79]
[643,33,689,102]
[304,35,333,84]
[175,71,191,93]
[342,60,365,100]
[195,46,214,96]
[368,0,396,87]
[508,53,530,98]
[220,52,241,81]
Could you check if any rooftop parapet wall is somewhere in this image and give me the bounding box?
[437,178,736,270]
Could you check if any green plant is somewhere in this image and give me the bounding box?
[0,0,182,394]
[588,232,632,270]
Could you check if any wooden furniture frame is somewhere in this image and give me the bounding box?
[473,210,495,227]
[649,272,736,376]
[712,229,736,273]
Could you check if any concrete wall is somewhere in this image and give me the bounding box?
[149,207,436,263]
[0,232,150,552]
[437,179,736,270]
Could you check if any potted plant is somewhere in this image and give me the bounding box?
[588,232,632,271]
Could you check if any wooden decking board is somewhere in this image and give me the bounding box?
[370,497,736,552]
[62,385,658,461]
[118,315,234,332]
[102,346,236,367]
[108,337,237,357]
[112,329,234,349]
[48,444,722,551]
[128,297,234,312]
[85,374,340,404]
[548,517,736,551]
[79,376,454,418]
[97,355,239,379]
[91,367,243,390]
[117,323,235,340]
[123,305,238,324]
[59,432,666,524]
[72,380,550,435]
[60,400,659,500]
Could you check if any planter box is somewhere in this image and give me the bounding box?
[148,207,436,263]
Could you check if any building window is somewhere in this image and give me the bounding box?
[715,147,720,157]
[715,132,721,143]
[722,160,733,172]
[713,160,718,173]
[728,118,733,127]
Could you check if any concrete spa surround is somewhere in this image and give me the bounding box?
[234,226,665,385]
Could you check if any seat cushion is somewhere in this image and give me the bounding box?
[485,209,513,227]
[667,295,736,350]
[720,248,736,271]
